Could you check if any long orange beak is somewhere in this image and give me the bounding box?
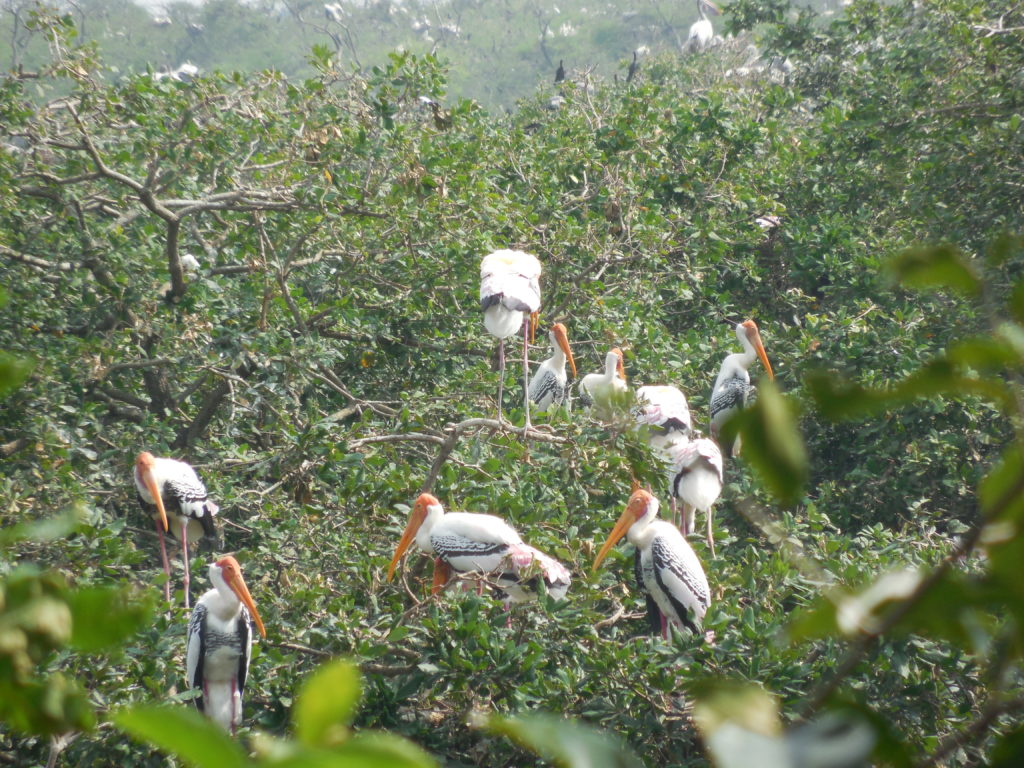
[592,504,637,572]
[222,558,266,638]
[529,311,539,344]
[387,506,426,582]
[137,453,168,532]
[612,347,627,382]
[552,323,576,378]
[748,322,774,380]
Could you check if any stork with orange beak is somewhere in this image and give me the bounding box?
[578,347,628,419]
[528,323,577,411]
[593,489,710,639]
[387,493,570,607]
[134,451,219,607]
[186,556,266,733]
[709,320,774,457]
[480,249,542,428]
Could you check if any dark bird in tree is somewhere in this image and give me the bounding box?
[555,59,565,83]
[134,451,219,607]
[186,556,266,733]
[627,51,639,83]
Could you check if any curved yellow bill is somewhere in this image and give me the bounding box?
[612,347,627,382]
[387,507,426,582]
[136,452,168,532]
[529,311,539,344]
[592,506,636,573]
[221,557,266,639]
[748,322,774,381]
[552,323,576,378]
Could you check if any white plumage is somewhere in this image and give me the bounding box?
[186,556,266,733]
[593,489,710,639]
[709,320,774,457]
[134,451,219,607]
[388,493,570,605]
[686,0,720,53]
[666,434,724,555]
[634,385,691,453]
[479,249,542,427]
[528,323,577,411]
[578,348,628,419]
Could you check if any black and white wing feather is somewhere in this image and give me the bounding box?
[649,530,710,634]
[529,368,567,409]
[186,603,208,710]
[236,606,254,695]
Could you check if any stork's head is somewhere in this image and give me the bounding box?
[593,489,658,572]
[387,493,443,582]
[609,347,627,381]
[135,451,168,532]
[550,323,577,378]
[212,555,266,638]
[738,320,774,380]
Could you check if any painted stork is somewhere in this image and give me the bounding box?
[686,0,721,53]
[578,347,628,418]
[387,493,570,607]
[480,249,542,428]
[186,556,266,733]
[134,451,219,607]
[709,319,774,457]
[528,323,577,411]
[634,385,691,454]
[593,489,710,639]
[665,433,724,555]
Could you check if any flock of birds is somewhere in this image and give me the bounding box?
[130,248,772,733]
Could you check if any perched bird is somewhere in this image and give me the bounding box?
[480,249,542,428]
[634,385,691,454]
[555,59,565,83]
[593,489,710,639]
[686,0,721,53]
[387,493,570,607]
[665,433,724,555]
[186,556,266,733]
[578,347,628,418]
[709,319,774,457]
[134,451,219,607]
[528,323,577,411]
[626,51,639,83]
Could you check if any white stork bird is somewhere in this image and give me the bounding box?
[665,433,724,555]
[479,249,542,428]
[593,488,710,640]
[186,556,266,733]
[709,319,774,457]
[578,347,628,419]
[134,451,219,607]
[528,323,577,411]
[686,0,721,53]
[387,493,570,607]
[634,385,691,454]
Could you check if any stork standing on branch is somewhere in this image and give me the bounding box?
[665,433,723,554]
[134,451,219,607]
[528,323,577,411]
[709,319,774,457]
[480,249,542,429]
[593,489,710,640]
[186,556,266,733]
[578,347,628,419]
[387,493,570,608]
[686,0,721,53]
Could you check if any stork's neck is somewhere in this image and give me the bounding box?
[416,503,445,550]
[549,334,566,367]
[207,566,242,619]
[696,0,707,20]
[604,353,619,380]
[626,497,660,547]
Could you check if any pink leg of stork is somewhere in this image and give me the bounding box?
[522,319,532,432]
[496,338,506,424]
[660,614,670,641]
[181,519,191,609]
[156,518,171,604]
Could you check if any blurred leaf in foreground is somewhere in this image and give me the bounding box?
[488,712,644,768]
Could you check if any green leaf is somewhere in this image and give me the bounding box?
[692,680,786,768]
[0,351,33,400]
[68,586,152,652]
[0,505,89,546]
[886,244,980,296]
[730,381,807,506]
[488,712,644,768]
[293,659,362,748]
[114,706,249,768]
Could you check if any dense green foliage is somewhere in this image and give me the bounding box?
[2,0,1024,766]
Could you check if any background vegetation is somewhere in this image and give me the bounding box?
[2,0,1024,766]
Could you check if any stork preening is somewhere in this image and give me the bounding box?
[134,451,219,607]
[666,433,724,555]
[528,323,577,411]
[480,249,542,429]
[634,385,692,454]
[387,493,570,609]
[593,489,710,640]
[686,0,721,53]
[186,556,266,733]
[578,347,628,419]
[709,319,774,457]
